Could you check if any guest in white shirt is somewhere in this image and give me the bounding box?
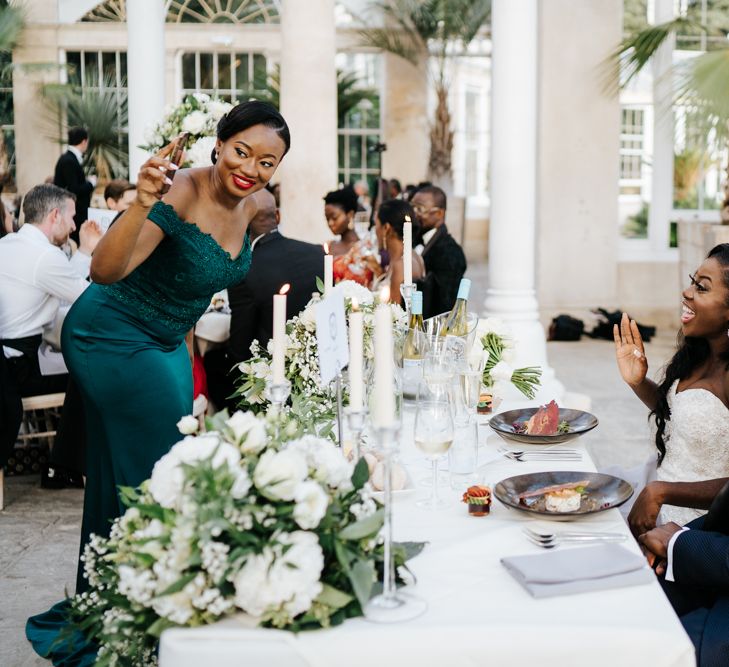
[0,183,101,394]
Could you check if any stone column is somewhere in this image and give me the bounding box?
[126,0,165,180]
[278,0,337,243]
[648,0,674,256]
[483,0,562,401]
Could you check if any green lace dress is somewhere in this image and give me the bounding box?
[26,201,252,666]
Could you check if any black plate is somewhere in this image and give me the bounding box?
[489,407,598,444]
[494,470,634,518]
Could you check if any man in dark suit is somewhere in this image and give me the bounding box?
[411,185,467,318]
[203,188,324,410]
[53,126,96,244]
[639,478,729,666]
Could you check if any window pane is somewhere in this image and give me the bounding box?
[182,53,196,89]
[119,52,127,82]
[366,135,380,169]
[84,51,99,86]
[102,52,116,86]
[67,51,82,86]
[349,135,362,170]
[253,54,267,90]
[217,53,231,91]
[236,54,250,89]
[338,134,345,168]
[0,91,13,126]
[199,52,213,89]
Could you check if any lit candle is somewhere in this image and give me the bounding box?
[348,299,364,411]
[403,216,413,287]
[323,243,333,297]
[272,283,290,384]
[373,287,396,427]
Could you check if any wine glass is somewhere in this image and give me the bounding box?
[452,355,484,424]
[414,394,455,509]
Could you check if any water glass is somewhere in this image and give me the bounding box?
[449,417,478,490]
[414,396,455,509]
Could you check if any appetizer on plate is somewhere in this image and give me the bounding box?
[519,479,590,513]
[513,400,571,435]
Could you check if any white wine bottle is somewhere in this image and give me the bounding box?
[439,278,471,358]
[402,290,426,397]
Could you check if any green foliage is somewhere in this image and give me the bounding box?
[621,202,649,238]
[0,3,24,54]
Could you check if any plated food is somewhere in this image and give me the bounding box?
[494,471,633,519]
[462,485,492,516]
[489,405,598,444]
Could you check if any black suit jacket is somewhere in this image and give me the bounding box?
[53,150,94,234]
[228,231,325,363]
[420,224,467,318]
[662,517,729,666]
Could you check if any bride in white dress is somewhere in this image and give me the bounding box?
[614,243,729,536]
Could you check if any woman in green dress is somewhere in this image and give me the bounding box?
[26,101,290,665]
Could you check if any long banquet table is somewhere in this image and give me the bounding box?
[159,402,696,667]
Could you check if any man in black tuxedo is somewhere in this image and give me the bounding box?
[639,478,729,666]
[203,188,324,410]
[53,126,96,244]
[411,185,467,318]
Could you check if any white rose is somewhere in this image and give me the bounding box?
[182,110,209,136]
[501,346,515,363]
[226,411,267,453]
[300,304,317,326]
[176,415,199,435]
[333,280,374,306]
[491,360,514,383]
[185,135,216,168]
[253,449,308,501]
[192,92,210,104]
[230,468,252,499]
[207,99,232,120]
[293,481,329,529]
[232,549,274,617]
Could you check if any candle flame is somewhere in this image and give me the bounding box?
[323,242,330,255]
[380,286,390,303]
[404,215,411,223]
[279,283,291,295]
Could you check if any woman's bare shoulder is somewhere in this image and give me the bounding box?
[162,168,208,218]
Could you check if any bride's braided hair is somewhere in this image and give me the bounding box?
[651,243,729,464]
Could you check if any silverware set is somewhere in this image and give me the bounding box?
[498,447,582,462]
[522,526,627,549]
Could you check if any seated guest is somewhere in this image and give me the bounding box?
[613,244,729,536]
[324,185,359,256]
[411,185,466,318]
[0,184,100,480]
[388,178,403,200]
[373,199,424,304]
[104,179,136,220]
[639,477,729,666]
[204,189,324,410]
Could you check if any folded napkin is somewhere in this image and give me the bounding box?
[501,543,654,598]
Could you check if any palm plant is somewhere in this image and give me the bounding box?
[0,2,25,185]
[359,0,490,192]
[605,15,729,221]
[43,73,129,182]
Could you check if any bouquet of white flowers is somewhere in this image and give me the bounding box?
[476,318,542,399]
[235,281,406,434]
[141,93,233,168]
[69,409,423,667]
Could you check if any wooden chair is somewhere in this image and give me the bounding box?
[0,392,65,511]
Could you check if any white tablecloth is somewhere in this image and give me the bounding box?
[160,405,696,667]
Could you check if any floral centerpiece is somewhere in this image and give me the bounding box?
[141,93,233,168]
[475,318,542,400]
[70,409,423,666]
[235,281,406,434]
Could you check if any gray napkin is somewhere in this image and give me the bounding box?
[501,543,654,598]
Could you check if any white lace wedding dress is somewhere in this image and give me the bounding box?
[657,380,729,525]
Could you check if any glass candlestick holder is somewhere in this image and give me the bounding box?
[344,407,367,462]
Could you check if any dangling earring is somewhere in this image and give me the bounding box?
[348,215,354,231]
[215,152,220,160]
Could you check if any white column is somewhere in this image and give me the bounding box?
[482,0,562,402]
[648,0,674,256]
[278,0,337,243]
[126,0,165,180]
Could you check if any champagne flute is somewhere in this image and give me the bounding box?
[414,395,454,509]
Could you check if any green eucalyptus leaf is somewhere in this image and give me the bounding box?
[351,457,369,491]
[157,571,198,597]
[349,559,376,608]
[339,509,384,540]
[316,584,353,611]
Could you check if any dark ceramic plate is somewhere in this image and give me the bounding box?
[494,470,633,519]
[489,407,598,444]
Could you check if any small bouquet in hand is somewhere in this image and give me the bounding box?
[478,319,542,400]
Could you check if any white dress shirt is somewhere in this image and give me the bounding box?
[415,227,437,255]
[68,145,83,165]
[0,224,91,355]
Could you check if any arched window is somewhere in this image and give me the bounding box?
[82,0,281,24]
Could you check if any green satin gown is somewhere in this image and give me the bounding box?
[26,201,252,666]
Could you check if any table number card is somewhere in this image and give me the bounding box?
[316,290,349,385]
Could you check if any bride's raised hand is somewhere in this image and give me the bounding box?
[135,140,179,208]
[613,312,648,388]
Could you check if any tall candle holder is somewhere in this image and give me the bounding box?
[265,380,291,415]
[334,371,344,448]
[344,407,367,461]
[400,282,416,320]
[365,422,427,623]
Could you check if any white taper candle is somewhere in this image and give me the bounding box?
[272,284,289,384]
[323,243,333,297]
[403,218,413,287]
[348,304,364,411]
[373,287,396,427]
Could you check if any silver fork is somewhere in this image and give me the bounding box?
[498,447,582,462]
[523,527,627,549]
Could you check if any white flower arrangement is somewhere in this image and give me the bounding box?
[235,281,406,434]
[141,93,233,167]
[69,409,424,666]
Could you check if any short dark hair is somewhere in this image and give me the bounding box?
[389,178,402,194]
[377,199,419,241]
[68,126,88,146]
[324,185,358,214]
[414,184,447,210]
[211,100,290,164]
[23,184,76,225]
[104,179,135,202]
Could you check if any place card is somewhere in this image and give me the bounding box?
[316,289,349,385]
